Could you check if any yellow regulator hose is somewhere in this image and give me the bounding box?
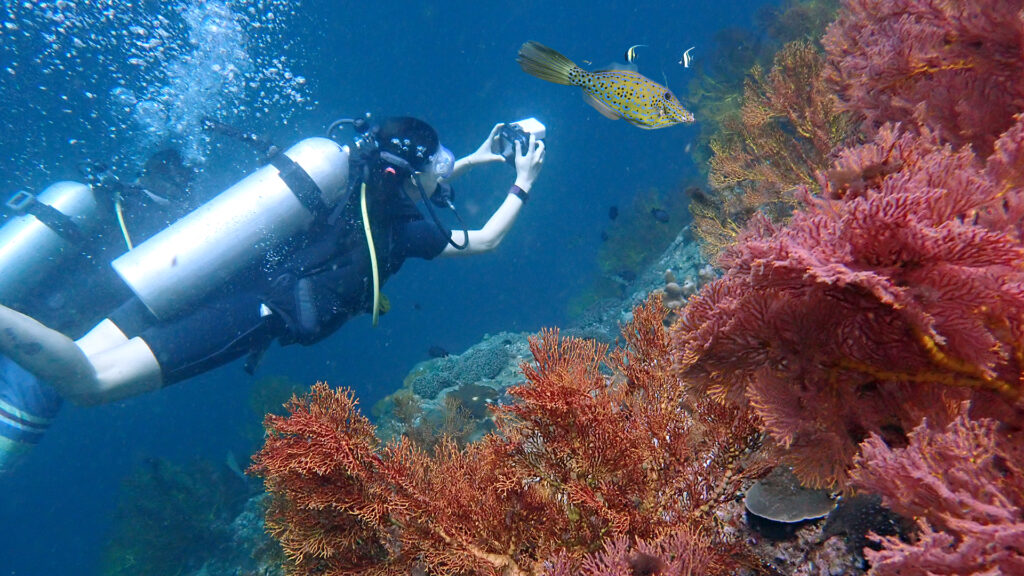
[114,197,134,250]
[360,182,382,326]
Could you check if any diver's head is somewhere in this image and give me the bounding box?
[376,117,454,197]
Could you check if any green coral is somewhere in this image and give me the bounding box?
[99,457,252,576]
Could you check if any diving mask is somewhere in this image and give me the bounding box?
[428,144,455,181]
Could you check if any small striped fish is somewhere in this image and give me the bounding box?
[517,41,694,130]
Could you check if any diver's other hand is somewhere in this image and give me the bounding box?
[514,134,545,192]
[467,123,506,166]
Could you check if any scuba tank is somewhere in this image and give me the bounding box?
[111,137,349,320]
[0,181,100,303]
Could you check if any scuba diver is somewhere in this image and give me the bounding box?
[0,116,545,471]
[0,149,200,474]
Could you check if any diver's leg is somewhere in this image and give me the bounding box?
[0,354,63,475]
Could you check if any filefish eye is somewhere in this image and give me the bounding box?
[664,92,673,101]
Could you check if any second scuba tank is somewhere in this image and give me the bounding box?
[0,181,99,303]
[111,137,349,320]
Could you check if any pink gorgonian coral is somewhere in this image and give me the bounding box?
[671,120,1024,488]
[852,409,1024,575]
[823,0,1024,157]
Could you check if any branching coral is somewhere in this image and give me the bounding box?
[250,298,771,576]
[686,0,842,172]
[851,409,1024,575]
[694,40,857,261]
[672,121,1024,488]
[824,0,1024,157]
[709,41,853,194]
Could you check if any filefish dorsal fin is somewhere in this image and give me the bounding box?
[596,62,638,73]
[583,92,622,120]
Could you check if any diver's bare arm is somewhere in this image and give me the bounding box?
[441,191,525,256]
[0,304,97,398]
[0,305,163,404]
[442,135,544,256]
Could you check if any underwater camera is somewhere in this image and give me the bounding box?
[496,118,546,165]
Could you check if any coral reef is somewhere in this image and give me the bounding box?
[223,4,1024,576]
[387,388,479,452]
[573,184,694,316]
[407,344,510,400]
[824,0,1024,157]
[709,41,853,195]
[686,0,842,173]
[670,3,1024,574]
[249,299,772,575]
[852,409,1024,574]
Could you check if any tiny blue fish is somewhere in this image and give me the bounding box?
[517,41,694,130]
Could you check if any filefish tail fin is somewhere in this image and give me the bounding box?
[517,41,579,85]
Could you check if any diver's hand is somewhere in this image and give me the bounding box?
[466,123,506,166]
[514,134,545,193]
[450,123,506,180]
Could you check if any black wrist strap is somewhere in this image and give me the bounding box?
[509,184,528,203]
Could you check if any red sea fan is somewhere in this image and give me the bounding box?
[852,410,1024,575]
[671,122,1024,488]
[823,0,1024,157]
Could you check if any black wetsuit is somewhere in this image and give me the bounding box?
[110,185,448,385]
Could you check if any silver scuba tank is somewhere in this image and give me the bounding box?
[111,137,349,320]
[0,181,99,302]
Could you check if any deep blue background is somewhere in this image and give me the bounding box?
[0,1,776,573]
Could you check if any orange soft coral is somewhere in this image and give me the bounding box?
[250,298,771,576]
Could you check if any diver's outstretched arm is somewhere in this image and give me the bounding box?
[449,123,506,180]
[441,134,545,257]
[0,305,162,405]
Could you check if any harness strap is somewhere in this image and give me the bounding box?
[6,191,91,247]
[269,153,328,216]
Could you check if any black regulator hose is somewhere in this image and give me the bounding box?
[414,174,468,250]
[201,117,279,160]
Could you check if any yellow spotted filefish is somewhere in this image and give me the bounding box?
[516,41,694,130]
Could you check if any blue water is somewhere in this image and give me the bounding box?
[0,1,776,573]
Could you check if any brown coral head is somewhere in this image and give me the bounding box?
[684,185,710,203]
[628,551,667,576]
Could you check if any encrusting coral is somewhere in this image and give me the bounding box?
[249,298,773,575]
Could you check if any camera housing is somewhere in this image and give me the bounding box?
[496,118,546,165]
